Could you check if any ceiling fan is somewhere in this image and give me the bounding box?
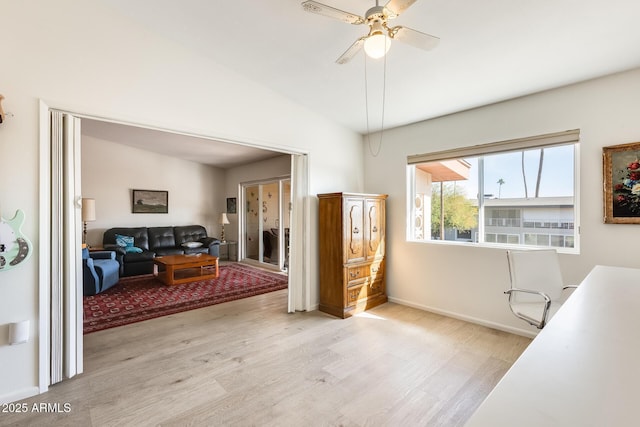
[302,0,440,64]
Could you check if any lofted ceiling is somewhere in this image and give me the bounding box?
[89,0,640,166]
[81,118,284,169]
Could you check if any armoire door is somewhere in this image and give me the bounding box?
[344,197,365,263]
[365,198,384,260]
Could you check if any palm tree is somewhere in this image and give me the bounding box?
[534,148,545,197]
[497,178,505,198]
[521,152,529,198]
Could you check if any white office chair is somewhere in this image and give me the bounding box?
[504,249,577,329]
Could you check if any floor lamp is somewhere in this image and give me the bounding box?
[82,198,96,246]
[220,212,230,243]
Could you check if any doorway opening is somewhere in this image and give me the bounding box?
[39,102,310,393]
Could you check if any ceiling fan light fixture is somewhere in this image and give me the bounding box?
[302,0,439,65]
[364,32,391,59]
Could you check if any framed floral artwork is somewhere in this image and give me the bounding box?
[603,142,640,223]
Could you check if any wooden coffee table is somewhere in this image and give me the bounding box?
[153,254,219,285]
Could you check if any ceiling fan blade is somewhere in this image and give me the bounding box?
[384,0,418,18]
[391,26,440,50]
[336,37,366,64]
[301,1,365,25]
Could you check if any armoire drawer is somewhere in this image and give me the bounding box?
[346,264,369,282]
[345,262,384,283]
[346,279,385,307]
[369,261,384,280]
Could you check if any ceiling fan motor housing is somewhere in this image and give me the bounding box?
[365,5,387,23]
[365,6,392,38]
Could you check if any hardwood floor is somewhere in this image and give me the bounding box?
[2,291,530,426]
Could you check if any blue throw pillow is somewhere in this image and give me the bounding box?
[115,234,134,248]
[125,246,143,253]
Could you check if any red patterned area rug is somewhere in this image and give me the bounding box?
[83,263,288,334]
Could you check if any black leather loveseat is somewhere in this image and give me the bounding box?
[103,225,221,277]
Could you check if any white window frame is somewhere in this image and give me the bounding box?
[406,130,580,253]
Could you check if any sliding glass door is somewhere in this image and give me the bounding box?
[241,178,290,271]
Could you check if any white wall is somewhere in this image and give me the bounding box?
[0,1,363,403]
[81,136,224,247]
[364,67,640,336]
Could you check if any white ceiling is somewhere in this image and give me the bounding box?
[81,119,285,168]
[90,0,640,165]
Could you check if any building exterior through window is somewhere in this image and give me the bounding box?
[408,133,578,251]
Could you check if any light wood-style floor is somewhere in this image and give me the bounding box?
[2,290,530,427]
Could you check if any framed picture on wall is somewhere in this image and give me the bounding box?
[132,189,168,214]
[227,197,237,214]
[603,142,640,223]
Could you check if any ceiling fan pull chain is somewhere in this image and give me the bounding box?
[376,44,387,155]
[364,53,370,138]
[364,41,385,158]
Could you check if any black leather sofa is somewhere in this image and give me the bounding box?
[103,225,221,277]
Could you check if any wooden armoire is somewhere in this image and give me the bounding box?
[318,192,388,318]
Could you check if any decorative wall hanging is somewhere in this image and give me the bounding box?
[132,189,168,214]
[0,209,33,271]
[603,142,640,223]
[226,197,237,214]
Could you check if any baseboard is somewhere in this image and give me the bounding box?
[0,386,40,405]
[387,296,538,339]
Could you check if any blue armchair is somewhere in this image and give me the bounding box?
[82,248,120,296]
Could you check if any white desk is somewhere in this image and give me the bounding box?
[465,265,640,427]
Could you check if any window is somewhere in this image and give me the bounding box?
[486,233,520,244]
[408,130,579,251]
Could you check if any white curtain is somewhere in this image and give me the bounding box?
[288,154,311,312]
[49,110,83,384]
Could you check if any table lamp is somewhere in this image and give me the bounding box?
[220,212,230,242]
[82,198,96,245]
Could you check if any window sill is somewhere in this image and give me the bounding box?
[406,238,580,255]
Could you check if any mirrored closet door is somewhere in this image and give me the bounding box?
[241,178,290,271]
